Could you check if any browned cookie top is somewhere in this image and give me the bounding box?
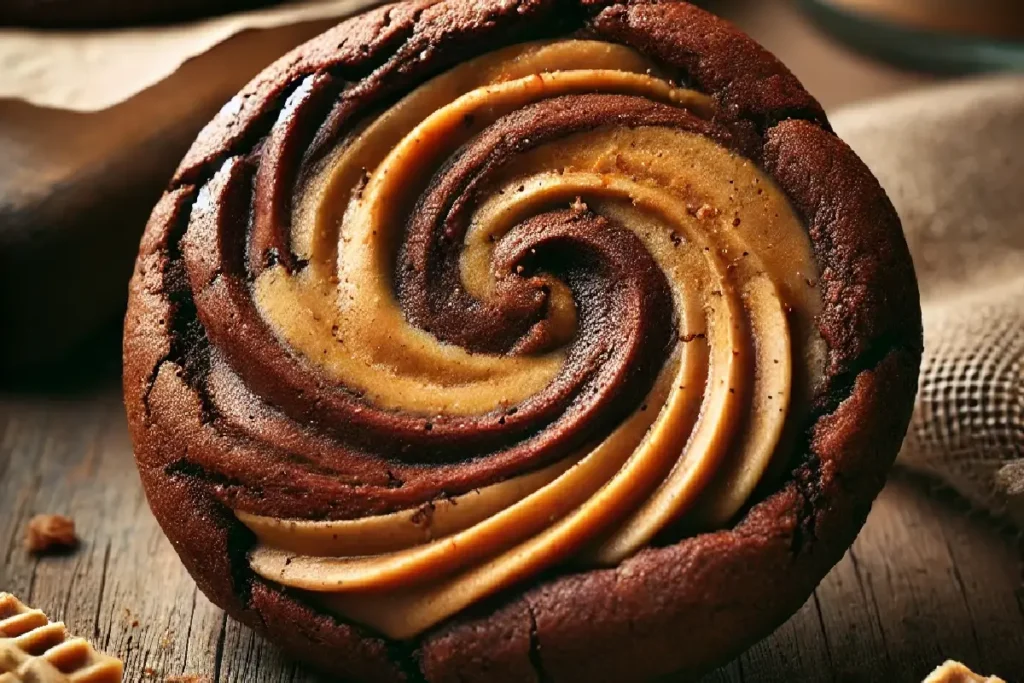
[0,0,281,27]
[124,1,921,681]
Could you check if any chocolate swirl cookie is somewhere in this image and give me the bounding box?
[123,1,922,681]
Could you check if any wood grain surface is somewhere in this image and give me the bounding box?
[1,369,1022,683]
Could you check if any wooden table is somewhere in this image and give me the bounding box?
[1,2,1022,682]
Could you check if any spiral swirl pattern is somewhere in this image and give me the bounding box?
[165,39,825,639]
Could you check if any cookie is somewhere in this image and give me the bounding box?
[123,1,922,681]
[0,593,123,682]
[0,0,281,27]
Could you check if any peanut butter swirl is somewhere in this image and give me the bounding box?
[175,40,823,639]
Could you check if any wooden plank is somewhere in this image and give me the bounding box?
[810,545,893,681]
[2,388,1021,682]
[734,595,834,682]
[840,476,1022,681]
[928,484,1024,677]
[0,389,221,680]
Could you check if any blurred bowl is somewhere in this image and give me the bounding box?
[801,0,1024,73]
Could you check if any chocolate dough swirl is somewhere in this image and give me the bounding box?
[151,39,825,638]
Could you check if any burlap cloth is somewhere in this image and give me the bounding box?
[831,75,1024,528]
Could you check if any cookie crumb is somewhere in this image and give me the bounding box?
[25,514,78,554]
[165,676,212,683]
[922,660,1006,683]
[695,203,718,220]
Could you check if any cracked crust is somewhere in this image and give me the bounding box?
[122,1,922,681]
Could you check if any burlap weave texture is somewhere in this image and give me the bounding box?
[832,76,1024,527]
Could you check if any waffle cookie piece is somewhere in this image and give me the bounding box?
[0,593,123,683]
[923,661,1008,683]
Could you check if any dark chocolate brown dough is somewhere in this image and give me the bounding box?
[123,2,921,681]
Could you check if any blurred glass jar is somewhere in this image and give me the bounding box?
[801,0,1024,72]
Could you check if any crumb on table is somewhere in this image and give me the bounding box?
[24,513,78,554]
